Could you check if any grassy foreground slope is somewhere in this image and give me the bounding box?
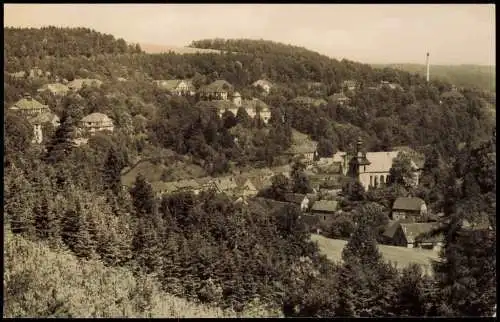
[311,234,439,275]
[3,229,281,318]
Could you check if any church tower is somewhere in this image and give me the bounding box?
[348,137,371,179]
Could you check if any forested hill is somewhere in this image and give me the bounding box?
[4,26,143,58]
[4,29,496,163]
[189,38,422,87]
[372,63,496,93]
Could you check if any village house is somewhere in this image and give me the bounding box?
[241,98,272,124]
[208,177,239,197]
[385,222,443,250]
[37,83,70,96]
[342,80,358,92]
[154,79,195,96]
[28,112,60,144]
[309,199,339,225]
[9,67,50,79]
[329,92,351,106]
[379,81,403,91]
[290,96,328,108]
[79,112,114,134]
[392,197,428,222]
[10,94,50,117]
[252,79,273,94]
[234,177,259,198]
[67,78,103,91]
[283,193,315,212]
[284,130,318,165]
[199,80,234,101]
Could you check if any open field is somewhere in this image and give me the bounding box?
[311,234,440,274]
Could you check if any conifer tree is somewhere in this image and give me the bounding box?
[129,173,155,217]
[102,146,126,195]
[45,109,76,164]
[33,193,60,243]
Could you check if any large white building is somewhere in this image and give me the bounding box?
[329,144,421,191]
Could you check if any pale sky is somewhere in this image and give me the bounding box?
[4,4,496,65]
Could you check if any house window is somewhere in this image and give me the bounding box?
[370,176,373,186]
[380,175,384,184]
[374,176,378,188]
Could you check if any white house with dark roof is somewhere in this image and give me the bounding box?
[392,197,428,222]
[79,112,114,134]
[199,80,233,101]
[37,83,70,96]
[154,79,195,96]
[10,94,50,117]
[67,78,103,91]
[241,98,271,124]
[342,80,358,91]
[389,222,443,250]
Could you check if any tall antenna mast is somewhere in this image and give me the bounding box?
[426,52,430,82]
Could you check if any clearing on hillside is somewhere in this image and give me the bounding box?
[311,234,440,275]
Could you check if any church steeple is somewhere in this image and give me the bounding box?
[348,137,371,179]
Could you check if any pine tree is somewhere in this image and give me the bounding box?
[129,173,155,217]
[33,193,60,243]
[45,109,76,164]
[61,203,96,260]
[102,146,126,195]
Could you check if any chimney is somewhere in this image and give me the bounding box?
[24,93,32,101]
[426,52,430,83]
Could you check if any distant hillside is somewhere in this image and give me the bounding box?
[372,63,495,93]
[141,43,226,55]
[4,26,143,58]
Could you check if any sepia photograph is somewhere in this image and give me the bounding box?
[3,3,496,318]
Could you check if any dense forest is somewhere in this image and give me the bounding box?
[3,27,496,317]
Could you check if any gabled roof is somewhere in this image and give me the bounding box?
[67,78,103,90]
[200,80,233,93]
[212,177,238,192]
[383,220,401,239]
[37,83,69,95]
[156,79,195,91]
[11,97,49,111]
[393,197,426,211]
[311,200,339,213]
[330,93,351,102]
[81,112,113,124]
[364,151,400,173]
[400,222,442,243]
